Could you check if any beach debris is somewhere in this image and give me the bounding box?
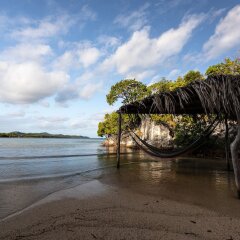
[184,232,197,236]
[91,233,97,239]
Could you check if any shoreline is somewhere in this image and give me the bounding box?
[1,166,240,240]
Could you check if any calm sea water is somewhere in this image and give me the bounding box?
[0,138,239,220]
[0,138,107,182]
[0,138,141,219]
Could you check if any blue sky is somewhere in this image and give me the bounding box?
[0,0,239,137]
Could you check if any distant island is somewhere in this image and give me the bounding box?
[0,131,89,139]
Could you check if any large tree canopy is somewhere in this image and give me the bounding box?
[106,79,150,105]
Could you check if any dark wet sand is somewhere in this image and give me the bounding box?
[1,160,240,240]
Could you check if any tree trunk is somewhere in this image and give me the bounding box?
[230,123,240,198]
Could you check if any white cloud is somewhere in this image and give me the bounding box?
[79,82,102,99]
[166,69,181,79]
[0,61,68,104]
[209,8,226,21]
[147,74,161,86]
[55,70,103,103]
[55,84,79,103]
[97,35,121,48]
[126,70,155,81]
[114,3,150,31]
[78,47,101,68]
[53,44,101,71]
[69,119,89,129]
[10,5,96,42]
[0,14,9,31]
[53,51,75,71]
[1,43,52,62]
[203,4,240,59]
[80,5,97,21]
[103,14,205,76]
[69,114,102,130]
[39,100,50,108]
[0,14,32,34]
[0,6,100,106]
[155,0,187,14]
[5,110,26,118]
[11,15,75,41]
[38,116,69,123]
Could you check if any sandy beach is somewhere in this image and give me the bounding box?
[1,166,240,240]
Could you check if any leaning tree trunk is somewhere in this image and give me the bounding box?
[230,122,240,198]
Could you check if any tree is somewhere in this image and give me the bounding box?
[174,115,211,146]
[206,57,240,76]
[97,112,119,137]
[97,112,131,138]
[106,79,150,105]
[147,71,204,96]
[148,78,173,93]
[183,70,204,84]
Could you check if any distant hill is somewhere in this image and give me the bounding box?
[0,131,89,139]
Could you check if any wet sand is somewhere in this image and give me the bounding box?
[1,165,240,240]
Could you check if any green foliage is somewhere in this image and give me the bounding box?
[174,76,187,89]
[151,114,175,126]
[97,112,119,137]
[148,78,173,93]
[97,112,130,137]
[148,71,204,95]
[148,77,186,94]
[183,70,204,84]
[0,132,88,139]
[174,115,209,146]
[206,58,240,76]
[106,79,150,105]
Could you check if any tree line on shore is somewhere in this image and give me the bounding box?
[0,131,89,139]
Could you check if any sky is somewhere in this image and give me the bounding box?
[0,0,239,137]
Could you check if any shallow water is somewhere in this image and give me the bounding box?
[0,138,239,219]
[102,157,240,217]
[0,138,142,219]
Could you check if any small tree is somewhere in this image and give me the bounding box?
[97,113,119,137]
[206,57,240,76]
[148,78,173,94]
[97,112,131,138]
[183,70,204,84]
[106,79,150,105]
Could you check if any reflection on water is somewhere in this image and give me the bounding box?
[0,138,239,219]
[101,156,240,217]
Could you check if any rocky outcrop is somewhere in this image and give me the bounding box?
[102,117,237,149]
[139,118,173,148]
[103,118,173,148]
